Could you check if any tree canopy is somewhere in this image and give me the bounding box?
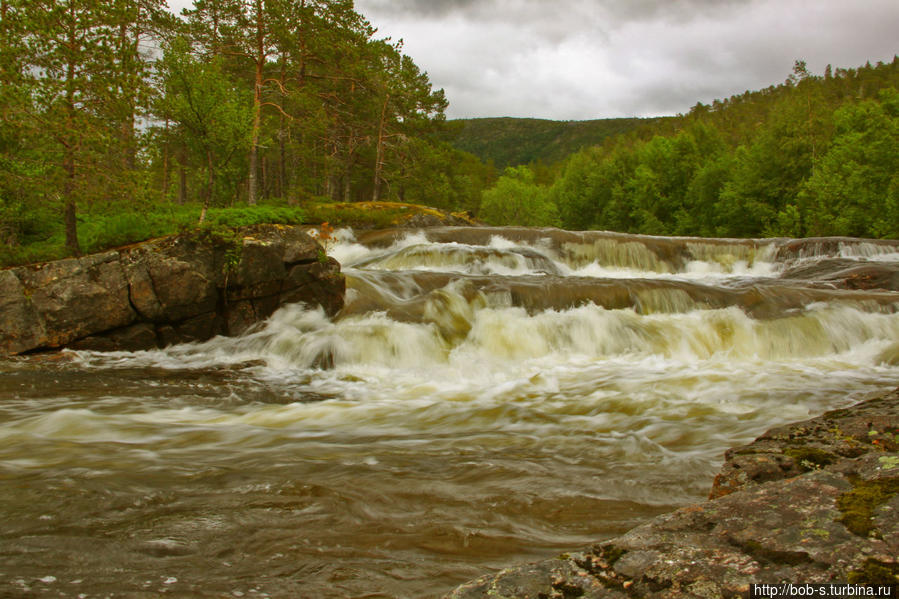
[476,58,899,238]
[0,0,486,263]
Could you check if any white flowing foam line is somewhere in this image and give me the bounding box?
[565,261,779,281]
[781,241,899,263]
[339,233,781,281]
[328,229,435,268]
[68,302,899,376]
[838,242,899,259]
[41,355,896,444]
[486,235,780,280]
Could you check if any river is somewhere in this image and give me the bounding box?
[2,226,898,598]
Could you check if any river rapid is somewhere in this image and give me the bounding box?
[2,226,899,598]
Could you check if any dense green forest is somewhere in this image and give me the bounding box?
[444,116,660,169]
[0,0,490,264]
[477,59,899,238]
[1,1,897,269]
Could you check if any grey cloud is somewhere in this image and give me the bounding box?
[366,0,898,119]
[359,0,751,24]
[600,0,752,24]
[357,0,481,18]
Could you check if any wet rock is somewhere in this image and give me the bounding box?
[774,237,899,263]
[0,225,345,355]
[403,211,475,228]
[446,389,899,598]
[0,269,46,355]
[779,259,899,292]
[280,257,344,316]
[711,389,899,499]
[122,235,220,323]
[833,264,899,291]
[68,322,159,352]
[224,299,260,337]
[8,252,136,351]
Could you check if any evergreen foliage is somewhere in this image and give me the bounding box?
[0,0,485,264]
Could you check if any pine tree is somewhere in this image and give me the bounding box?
[21,0,123,255]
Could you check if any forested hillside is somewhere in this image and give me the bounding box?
[0,0,489,264]
[478,59,899,239]
[445,117,660,168]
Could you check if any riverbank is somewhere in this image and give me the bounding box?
[446,388,899,597]
[0,201,477,268]
[0,224,345,355]
[0,203,475,354]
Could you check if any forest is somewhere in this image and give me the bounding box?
[479,59,899,239]
[0,0,491,265]
[1,1,897,268]
[445,116,660,169]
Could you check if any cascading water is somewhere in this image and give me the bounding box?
[1,226,898,598]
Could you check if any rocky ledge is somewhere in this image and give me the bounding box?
[447,389,899,598]
[0,225,344,355]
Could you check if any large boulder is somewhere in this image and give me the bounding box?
[122,234,220,323]
[447,389,899,598]
[1,252,135,353]
[0,225,344,355]
[0,269,47,355]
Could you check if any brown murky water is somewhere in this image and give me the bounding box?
[2,228,898,598]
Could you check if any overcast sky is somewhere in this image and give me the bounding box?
[167,0,899,120]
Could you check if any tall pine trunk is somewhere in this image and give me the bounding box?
[200,149,214,224]
[248,73,261,205]
[118,21,137,170]
[277,55,286,200]
[63,12,81,257]
[161,119,170,195]
[247,0,264,206]
[177,145,188,205]
[372,93,390,203]
[63,148,80,256]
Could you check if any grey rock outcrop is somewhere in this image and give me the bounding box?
[0,225,344,355]
[447,389,899,598]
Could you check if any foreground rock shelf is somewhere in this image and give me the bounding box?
[0,225,344,355]
[447,389,899,598]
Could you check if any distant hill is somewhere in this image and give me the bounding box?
[444,116,666,168]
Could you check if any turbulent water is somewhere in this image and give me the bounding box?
[2,227,899,598]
